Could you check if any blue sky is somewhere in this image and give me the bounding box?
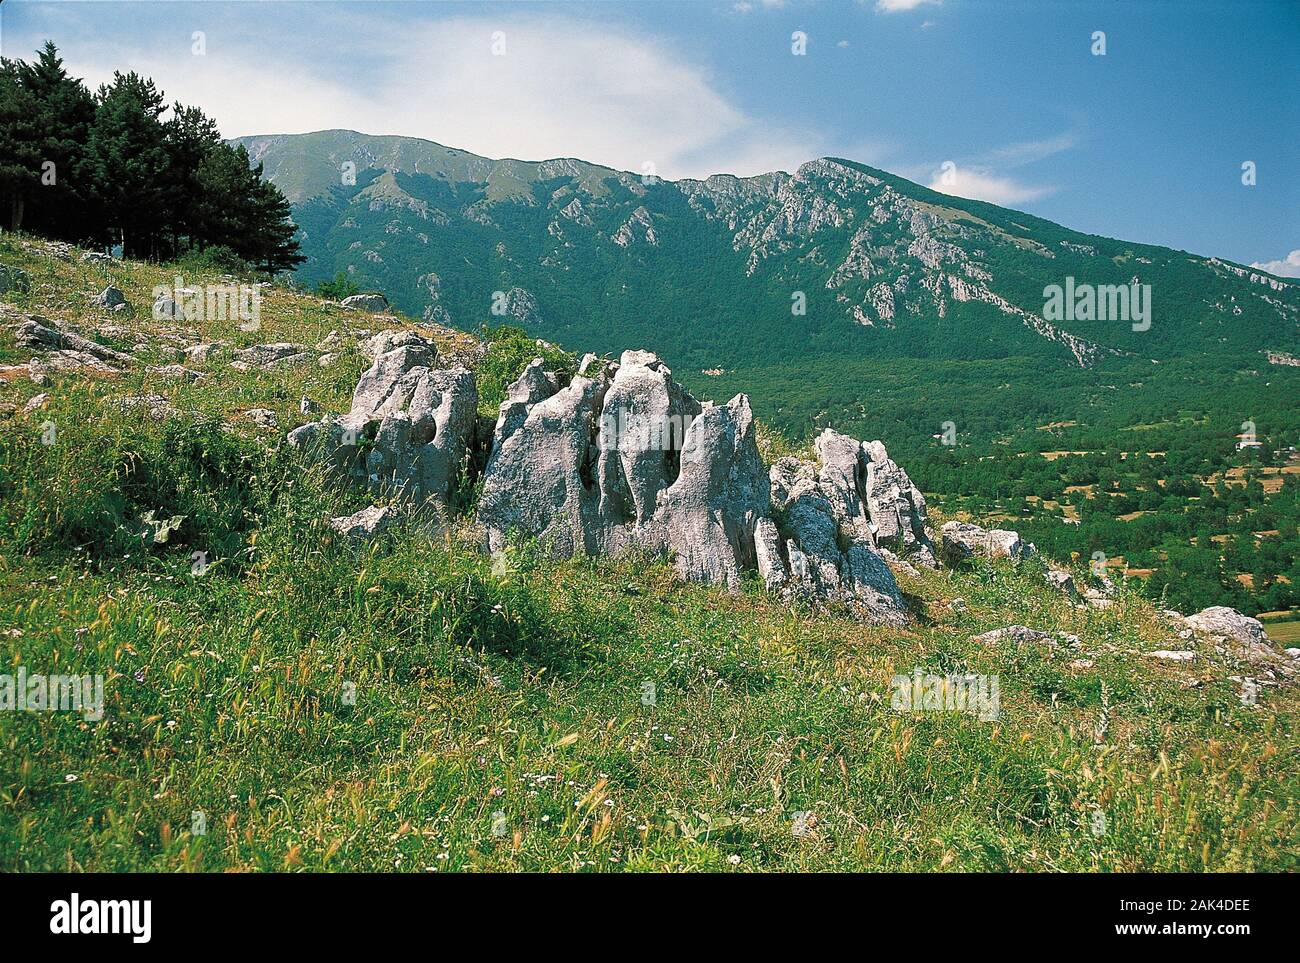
[2,0,1296,269]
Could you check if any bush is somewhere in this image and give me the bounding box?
[475,324,577,415]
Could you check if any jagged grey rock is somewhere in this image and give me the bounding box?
[361,328,424,359]
[1186,606,1268,647]
[329,504,397,540]
[93,286,128,311]
[764,439,906,623]
[477,350,767,591]
[288,332,476,504]
[1045,568,1078,599]
[341,293,390,313]
[862,438,936,565]
[941,520,1033,563]
[231,343,308,369]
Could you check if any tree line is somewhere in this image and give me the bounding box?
[0,42,302,273]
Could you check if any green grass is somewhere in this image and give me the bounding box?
[0,233,1296,872]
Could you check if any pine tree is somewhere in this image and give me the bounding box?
[162,102,222,258]
[0,59,41,231]
[85,71,171,258]
[195,143,304,273]
[14,42,98,242]
[2,42,302,273]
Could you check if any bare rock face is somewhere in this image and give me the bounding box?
[766,442,906,623]
[861,438,936,565]
[654,392,769,589]
[288,332,477,504]
[477,350,768,590]
[941,520,1034,563]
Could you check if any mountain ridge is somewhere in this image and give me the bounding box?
[237,128,1290,277]
[231,128,1300,459]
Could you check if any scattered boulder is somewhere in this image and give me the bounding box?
[1185,605,1292,677]
[299,396,320,415]
[147,364,204,382]
[152,294,181,320]
[1186,606,1268,647]
[93,286,129,312]
[941,520,1034,564]
[1044,568,1079,599]
[231,343,309,370]
[341,293,390,313]
[184,342,224,363]
[12,315,133,369]
[80,251,113,264]
[318,353,338,368]
[971,625,1056,646]
[243,408,279,429]
[0,264,32,296]
[22,393,49,414]
[1145,650,1195,662]
[288,331,477,504]
[115,395,179,421]
[1082,584,1115,609]
[328,504,397,540]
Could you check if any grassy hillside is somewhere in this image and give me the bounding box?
[0,234,1295,871]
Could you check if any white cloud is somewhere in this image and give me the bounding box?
[875,0,941,13]
[926,167,1053,206]
[58,13,819,180]
[1250,250,1300,278]
[978,131,1079,169]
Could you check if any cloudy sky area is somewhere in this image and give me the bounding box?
[2,0,1295,270]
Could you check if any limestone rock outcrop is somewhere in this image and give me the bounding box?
[861,438,936,565]
[941,520,1034,563]
[288,331,476,504]
[762,430,908,623]
[296,340,941,622]
[477,350,767,590]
